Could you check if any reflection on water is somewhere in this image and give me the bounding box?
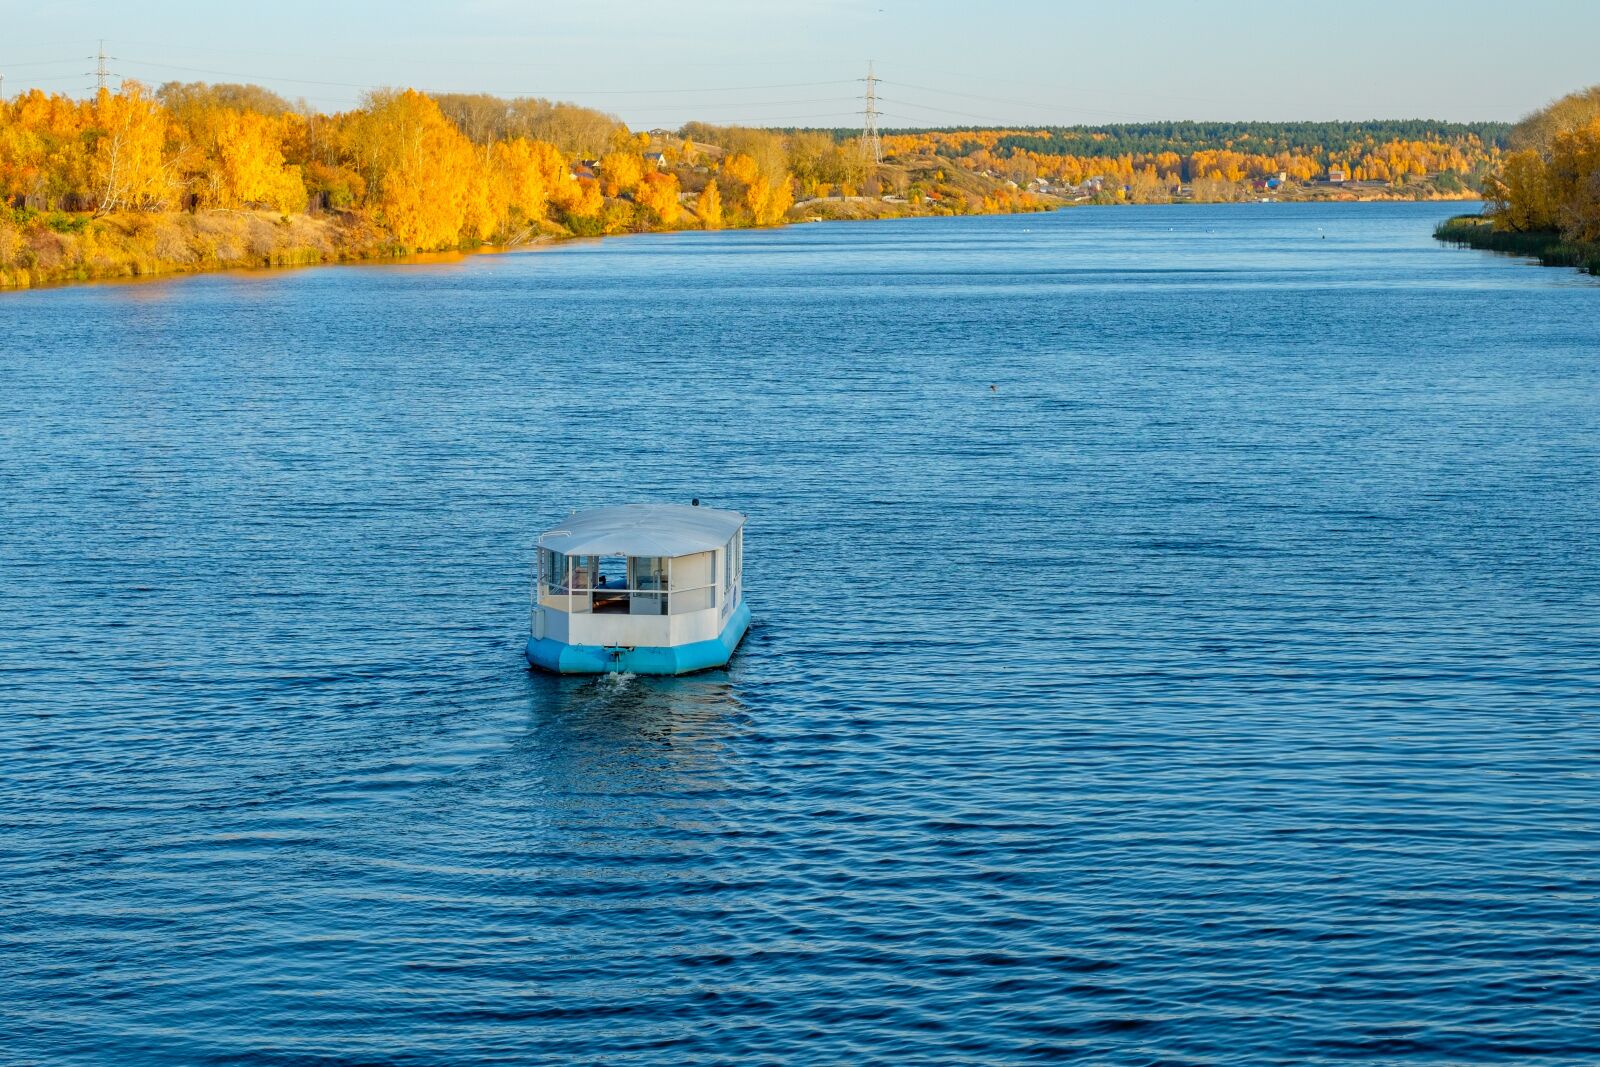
[519,671,752,806]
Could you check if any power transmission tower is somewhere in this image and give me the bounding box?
[87,40,117,92]
[862,61,882,165]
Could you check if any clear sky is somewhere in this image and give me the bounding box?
[1,0,1595,127]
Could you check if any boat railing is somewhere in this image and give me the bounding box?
[534,581,720,616]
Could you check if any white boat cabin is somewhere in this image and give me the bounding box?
[527,503,749,674]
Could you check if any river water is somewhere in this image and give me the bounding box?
[2,203,1597,1065]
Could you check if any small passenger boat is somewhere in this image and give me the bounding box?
[526,503,750,675]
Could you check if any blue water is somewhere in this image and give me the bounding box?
[2,202,1598,1065]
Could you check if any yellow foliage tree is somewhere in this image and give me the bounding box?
[744,175,793,226]
[550,175,603,220]
[1489,150,1557,231]
[348,89,486,249]
[598,150,643,198]
[695,180,723,230]
[720,153,760,186]
[1549,117,1600,243]
[212,110,306,211]
[1486,86,1600,248]
[493,137,565,222]
[89,84,171,213]
[633,170,682,225]
[0,90,91,209]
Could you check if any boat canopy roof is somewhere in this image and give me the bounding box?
[537,503,744,558]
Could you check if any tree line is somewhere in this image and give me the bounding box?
[876,125,1501,190]
[0,82,837,247]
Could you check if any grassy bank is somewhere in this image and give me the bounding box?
[0,193,1057,291]
[1434,214,1600,274]
[0,207,402,289]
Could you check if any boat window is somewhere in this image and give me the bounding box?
[540,548,569,593]
[564,555,600,595]
[669,550,714,613]
[722,539,733,600]
[586,555,628,613]
[629,556,669,615]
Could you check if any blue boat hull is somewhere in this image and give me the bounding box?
[526,601,751,675]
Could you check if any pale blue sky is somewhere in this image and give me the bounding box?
[1,0,1595,126]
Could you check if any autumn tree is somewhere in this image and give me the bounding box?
[88,83,171,213]
[0,89,91,209]
[1488,150,1557,231]
[1548,116,1600,242]
[1487,86,1600,244]
[158,81,296,118]
[633,170,683,226]
[598,149,644,197]
[346,89,487,249]
[549,175,603,224]
[695,179,723,230]
[208,110,306,211]
[1510,86,1600,155]
[492,137,565,224]
[744,174,794,226]
[508,98,621,157]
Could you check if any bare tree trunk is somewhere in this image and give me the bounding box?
[97,131,124,215]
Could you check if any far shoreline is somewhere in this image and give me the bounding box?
[2,198,1490,296]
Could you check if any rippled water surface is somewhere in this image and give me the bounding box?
[3,203,1598,1065]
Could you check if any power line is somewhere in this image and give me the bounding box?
[3,48,1187,132]
[876,96,1020,125]
[904,67,1265,112]
[0,57,84,69]
[886,82,1158,123]
[114,57,858,98]
[656,110,869,125]
[11,74,94,84]
[594,96,861,115]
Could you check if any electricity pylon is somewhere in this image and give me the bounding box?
[862,61,882,165]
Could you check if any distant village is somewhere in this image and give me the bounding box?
[998,166,1447,202]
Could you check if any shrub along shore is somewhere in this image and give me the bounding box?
[1435,215,1600,275]
[1432,85,1600,276]
[0,197,1061,291]
[0,192,1053,291]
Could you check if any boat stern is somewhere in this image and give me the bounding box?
[527,599,751,676]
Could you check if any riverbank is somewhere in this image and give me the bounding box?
[0,209,399,290]
[0,196,1058,291]
[1434,214,1600,274]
